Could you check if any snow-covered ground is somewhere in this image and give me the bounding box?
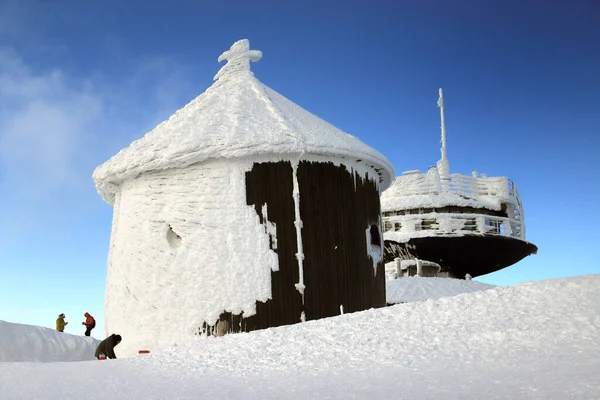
[1,275,599,399]
[386,276,496,304]
[0,320,99,362]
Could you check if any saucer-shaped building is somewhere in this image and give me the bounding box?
[382,89,537,279]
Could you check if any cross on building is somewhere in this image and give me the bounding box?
[214,39,263,81]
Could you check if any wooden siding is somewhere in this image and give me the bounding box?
[244,161,304,331]
[205,160,386,335]
[297,161,386,319]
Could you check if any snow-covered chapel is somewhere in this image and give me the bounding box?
[93,39,394,354]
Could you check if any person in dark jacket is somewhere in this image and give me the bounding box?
[82,312,96,336]
[56,313,68,332]
[95,334,122,360]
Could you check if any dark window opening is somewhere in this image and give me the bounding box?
[369,225,381,247]
[421,219,437,230]
[384,221,393,232]
[463,218,477,231]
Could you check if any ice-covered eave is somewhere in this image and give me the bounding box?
[382,172,519,206]
[381,193,503,213]
[94,149,394,205]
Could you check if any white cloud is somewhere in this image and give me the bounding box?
[0,48,103,192]
[0,45,199,198]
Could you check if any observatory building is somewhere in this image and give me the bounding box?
[381,89,537,279]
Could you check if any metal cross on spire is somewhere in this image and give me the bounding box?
[214,39,263,82]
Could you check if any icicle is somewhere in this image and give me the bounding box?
[291,160,306,303]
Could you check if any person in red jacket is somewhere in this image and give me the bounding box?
[82,312,96,336]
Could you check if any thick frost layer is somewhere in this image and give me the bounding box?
[382,192,501,212]
[103,155,381,355]
[1,275,599,399]
[93,39,393,204]
[383,212,520,243]
[104,159,279,355]
[381,167,529,242]
[380,169,519,212]
[0,320,100,362]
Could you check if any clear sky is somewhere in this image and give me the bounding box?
[1,0,598,336]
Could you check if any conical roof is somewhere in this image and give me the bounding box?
[93,39,394,204]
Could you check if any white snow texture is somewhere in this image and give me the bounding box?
[0,320,99,362]
[386,276,495,304]
[1,275,599,399]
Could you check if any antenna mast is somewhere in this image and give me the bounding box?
[436,88,450,179]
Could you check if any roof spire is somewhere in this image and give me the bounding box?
[436,88,450,179]
[214,39,262,82]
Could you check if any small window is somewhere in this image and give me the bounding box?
[485,218,503,234]
[421,218,437,230]
[383,221,393,232]
[369,225,381,247]
[463,218,477,231]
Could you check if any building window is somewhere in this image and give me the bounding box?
[485,218,502,234]
[369,225,381,247]
[463,218,477,231]
[394,222,402,232]
[513,224,522,238]
[383,220,393,232]
[421,218,437,230]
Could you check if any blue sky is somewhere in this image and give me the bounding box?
[1,0,598,336]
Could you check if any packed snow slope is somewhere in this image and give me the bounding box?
[1,275,599,399]
[386,276,496,304]
[0,320,100,362]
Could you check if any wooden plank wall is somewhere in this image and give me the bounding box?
[298,161,386,319]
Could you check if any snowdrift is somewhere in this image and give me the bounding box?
[386,276,496,303]
[1,275,599,399]
[0,320,100,362]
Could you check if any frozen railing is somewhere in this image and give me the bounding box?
[383,212,525,240]
[390,172,521,207]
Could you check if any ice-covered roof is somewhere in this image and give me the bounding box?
[380,168,517,212]
[93,39,394,204]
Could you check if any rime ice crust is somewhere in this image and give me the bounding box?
[93,39,393,204]
[95,39,393,355]
[103,160,280,354]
